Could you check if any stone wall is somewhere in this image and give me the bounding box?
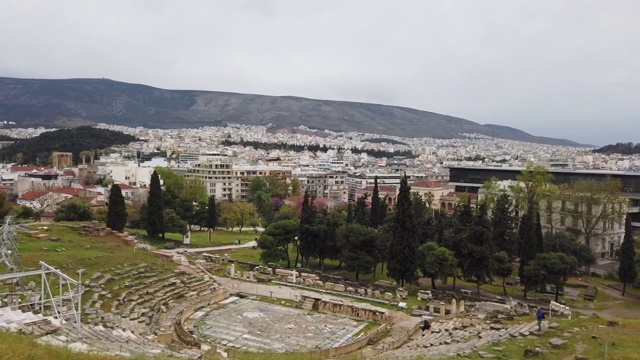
[175,288,229,348]
[301,295,388,322]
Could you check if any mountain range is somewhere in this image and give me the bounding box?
[0,77,586,146]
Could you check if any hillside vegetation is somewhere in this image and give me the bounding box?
[0,126,137,165]
[593,142,640,154]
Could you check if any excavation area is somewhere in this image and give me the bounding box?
[197,297,368,352]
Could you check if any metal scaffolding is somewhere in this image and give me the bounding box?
[0,217,82,329]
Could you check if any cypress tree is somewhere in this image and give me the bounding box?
[370,176,383,229]
[447,198,474,288]
[517,211,532,280]
[354,194,368,226]
[387,175,418,286]
[467,203,492,294]
[533,210,544,254]
[618,214,637,296]
[346,202,354,224]
[299,189,318,266]
[106,184,127,232]
[518,208,543,297]
[491,193,518,258]
[205,195,217,231]
[146,170,165,238]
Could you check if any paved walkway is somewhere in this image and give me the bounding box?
[154,241,257,255]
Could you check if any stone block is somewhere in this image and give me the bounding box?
[549,338,567,349]
[384,292,393,300]
[324,282,335,290]
[334,284,346,292]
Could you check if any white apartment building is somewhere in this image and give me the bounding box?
[184,154,234,200]
[539,198,627,259]
[232,165,292,201]
[294,169,348,203]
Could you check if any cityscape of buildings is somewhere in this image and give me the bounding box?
[1,123,639,260]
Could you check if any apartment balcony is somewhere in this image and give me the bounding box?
[628,206,640,213]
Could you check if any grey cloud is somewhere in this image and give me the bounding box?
[0,0,638,145]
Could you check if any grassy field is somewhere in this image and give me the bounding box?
[457,315,640,360]
[0,332,158,360]
[5,223,177,309]
[126,228,258,248]
[13,224,173,278]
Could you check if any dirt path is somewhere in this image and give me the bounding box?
[571,278,640,319]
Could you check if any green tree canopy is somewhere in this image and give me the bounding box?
[524,252,577,302]
[54,200,94,222]
[492,251,514,296]
[543,231,595,268]
[337,224,379,281]
[221,201,256,233]
[164,209,188,235]
[418,241,457,290]
[257,219,299,268]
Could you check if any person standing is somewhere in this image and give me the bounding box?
[421,316,432,336]
[536,308,546,332]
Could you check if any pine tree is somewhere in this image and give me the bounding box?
[106,184,127,232]
[369,176,383,229]
[205,195,217,231]
[146,170,165,238]
[618,214,637,296]
[387,175,418,287]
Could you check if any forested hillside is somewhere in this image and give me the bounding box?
[593,142,640,155]
[0,126,138,165]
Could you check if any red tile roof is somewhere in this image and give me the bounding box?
[115,183,136,190]
[62,170,76,176]
[411,180,449,188]
[48,187,80,196]
[18,191,48,200]
[362,185,397,193]
[10,166,54,173]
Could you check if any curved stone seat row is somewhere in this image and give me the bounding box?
[37,322,202,359]
[383,318,543,359]
[0,307,62,335]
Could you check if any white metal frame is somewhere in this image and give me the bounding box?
[0,263,83,330]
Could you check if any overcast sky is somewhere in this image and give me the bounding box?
[1,1,638,145]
